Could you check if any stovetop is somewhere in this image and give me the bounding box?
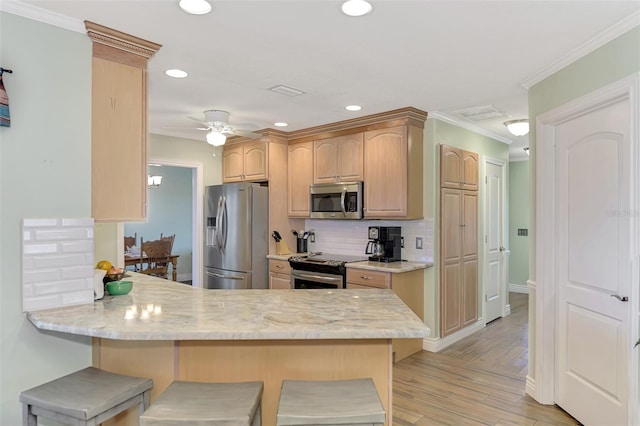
[288,253,368,267]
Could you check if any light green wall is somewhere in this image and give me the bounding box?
[508,160,529,286]
[527,26,640,383]
[125,166,193,278]
[0,12,92,424]
[424,118,509,337]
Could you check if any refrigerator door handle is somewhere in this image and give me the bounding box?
[206,271,244,280]
[220,195,228,252]
[215,195,224,251]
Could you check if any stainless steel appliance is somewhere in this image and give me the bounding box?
[309,181,363,220]
[288,253,367,289]
[204,183,269,289]
[366,226,402,262]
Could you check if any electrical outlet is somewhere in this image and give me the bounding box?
[416,237,423,250]
[309,232,316,243]
[400,237,404,248]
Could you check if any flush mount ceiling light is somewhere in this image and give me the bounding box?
[504,119,529,136]
[274,122,288,127]
[341,0,373,17]
[345,105,362,111]
[147,175,163,188]
[206,130,227,146]
[178,0,211,15]
[165,69,188,78]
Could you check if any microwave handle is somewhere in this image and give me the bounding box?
[340,189,347,214]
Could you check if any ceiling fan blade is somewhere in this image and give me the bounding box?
[162,126,209,131]
[231,129,262,138]
[187,116,208,126]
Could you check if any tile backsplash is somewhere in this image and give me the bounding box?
[304,218,434,262]
[23,218,95,312]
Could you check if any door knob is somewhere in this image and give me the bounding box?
[611,294,629,302]
[499,246,505,251]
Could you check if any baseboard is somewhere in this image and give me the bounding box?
[509,283,529,294]
[422,318,485,352]
[526,375,537,401]
[177,273,192,283]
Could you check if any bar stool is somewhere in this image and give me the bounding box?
[140,380,263,425]
[19,367,152,426]
[276,378,386,426]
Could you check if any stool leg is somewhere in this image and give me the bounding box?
[22,404,37,426]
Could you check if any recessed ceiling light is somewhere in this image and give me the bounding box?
[345,105,362,111]
[341,0,373,17]
[165,69,188,78]
[179,0,211,15]
[274,122,288,127]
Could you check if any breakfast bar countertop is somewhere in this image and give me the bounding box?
[26,272,430,341]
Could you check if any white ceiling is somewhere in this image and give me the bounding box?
[7,0,640,160]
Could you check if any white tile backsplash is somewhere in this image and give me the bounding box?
[23,218,95,312]
[304,218,434,262]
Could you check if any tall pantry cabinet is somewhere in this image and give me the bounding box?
[439,144,479,337]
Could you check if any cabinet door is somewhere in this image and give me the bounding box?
[440,144,462,189]
[462,258,478,327]
[222,145,245,183]
[314,138,338,184]
[337,133,364,181]
[440,189,462,264]
[364,126,407,217]
[92,58,146,221]
[243,141,268,181]
[461,150,479,190]
[346,269,390,289]
[462,191,478,257]
[288,142,314,217]
[269,272,291,289]
[440,261,462,336]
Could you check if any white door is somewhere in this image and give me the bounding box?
[485,160,505,323]
[554,97,630,425]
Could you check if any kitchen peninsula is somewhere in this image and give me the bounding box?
[26,272,430,426]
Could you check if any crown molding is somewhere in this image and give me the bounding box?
[521,10,640,89]
[428,111,513,145]
[1,0,85,33]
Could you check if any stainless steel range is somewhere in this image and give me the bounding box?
[288,253,368,289]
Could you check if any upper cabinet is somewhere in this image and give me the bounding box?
[222,140,269,183]
[313,133,363,184]
[86,21,160,222]
[440,144,478,190]
[288,142,314,217]
[363,123,424,219]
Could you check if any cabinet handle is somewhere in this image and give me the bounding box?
[275,265,284,269]
[460,224,466,227]
[360,276,372,280]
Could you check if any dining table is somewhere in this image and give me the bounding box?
[124,253,180,281]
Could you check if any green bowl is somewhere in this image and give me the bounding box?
[106,280,133,296]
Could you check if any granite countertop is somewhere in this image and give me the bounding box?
[346,260,434,273]
[26,272,430,341]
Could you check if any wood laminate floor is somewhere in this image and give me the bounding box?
[393,293,579,426]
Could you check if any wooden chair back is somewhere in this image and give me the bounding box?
[124,232,137,250]
[160,233,175,253]
[139,238,173,280]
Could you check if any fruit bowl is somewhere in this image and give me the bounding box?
[106,280,133,296]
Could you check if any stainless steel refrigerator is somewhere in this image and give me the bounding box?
[204,182,269,289]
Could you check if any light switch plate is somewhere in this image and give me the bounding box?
[416,237,423,250]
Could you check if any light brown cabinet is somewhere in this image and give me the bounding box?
[222,140,268,183]
[363,125,423,219]
[269,259,291,289]
[440,144,479,191]
[440,188,478,337]
[86,22,160,222]
[288,142,314,217]
[346,267,424,362]
[313,133,363,184]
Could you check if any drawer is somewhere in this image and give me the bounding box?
[346,269,390,289]
[269,259,291,274]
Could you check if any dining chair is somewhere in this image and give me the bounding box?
[159,233,175,253]
[139,238,173,280]
[124,232,137,251]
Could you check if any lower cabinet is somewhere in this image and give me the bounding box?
[347,268,424,362]
[269,260,291,289]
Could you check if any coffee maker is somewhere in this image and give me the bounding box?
[365,226,402,262]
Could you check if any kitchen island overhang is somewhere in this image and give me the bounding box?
[26,273,430,426]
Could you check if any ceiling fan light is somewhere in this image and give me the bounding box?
[206,131,227,146]
[341,0,373,17]
[179,0,211,15]
[165,69,188,78]
[504,119,529,136]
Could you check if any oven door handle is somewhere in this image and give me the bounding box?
[291,270,343,283]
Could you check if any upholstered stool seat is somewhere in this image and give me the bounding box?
[276,378,385,426]
[140,380,263,425]
[19,367,152,426]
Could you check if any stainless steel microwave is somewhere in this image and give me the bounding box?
[309,181,363,219]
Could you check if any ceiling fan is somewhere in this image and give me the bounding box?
[188,110,261,146]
